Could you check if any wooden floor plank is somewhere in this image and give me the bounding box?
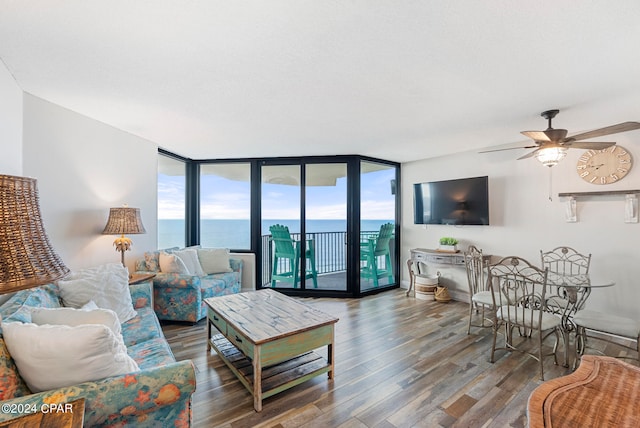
[162,289,637,427]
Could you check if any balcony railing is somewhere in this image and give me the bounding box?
[260,230,387,286]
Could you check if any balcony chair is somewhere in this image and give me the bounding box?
[488,256,565,381]
[360,223,394,288]
[269,224,318,288]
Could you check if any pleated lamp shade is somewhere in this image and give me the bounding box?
[102,207,146,236]
[0,174,70,294]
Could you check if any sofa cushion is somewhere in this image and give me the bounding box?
[57,263,137,323]
[159,252,189,274]
[30,306,121,336]
[0,339,30,400]
[2,322,140,393]
[127,337,176,369]
[198,248,233,274]
[121,306,162,347]
[174,248,205,276]
[0,284,61,335]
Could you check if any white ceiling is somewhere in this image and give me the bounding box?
[2,1,640,163]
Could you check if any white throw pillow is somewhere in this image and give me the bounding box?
[159,252,189,274]
[30,306,121,336]
[57,263,137,323]
[197,248,233,274]
[174,248,205,276]
[2,322,139,393]
[81,300,99,310]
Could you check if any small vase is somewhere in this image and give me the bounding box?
[439,244,458,252]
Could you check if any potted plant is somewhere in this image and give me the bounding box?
[438,237,459,253]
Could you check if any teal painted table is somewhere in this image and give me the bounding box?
[205,289,339,411]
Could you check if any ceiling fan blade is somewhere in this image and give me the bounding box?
[567,122,640,141]
[521,131,551,142]
[479,145,537,154]
[517,149,540,160]
[563,141,616,150]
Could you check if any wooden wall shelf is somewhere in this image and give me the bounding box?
[558,190,640,198]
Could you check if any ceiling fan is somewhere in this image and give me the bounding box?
[482,109,640,167]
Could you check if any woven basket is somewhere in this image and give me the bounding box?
[435,286,452,303]
[416,284,437,293]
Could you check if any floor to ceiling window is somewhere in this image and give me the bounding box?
[157,153,187,248]
[157,151,399,298]
[200,163,251,249]
[360,161,398,292]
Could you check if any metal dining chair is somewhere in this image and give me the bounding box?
[488,256,565,381]
[464,245,494,334]
[540,246,591,330]
[573,310,640,369]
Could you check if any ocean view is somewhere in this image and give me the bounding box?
[159,219,394,250]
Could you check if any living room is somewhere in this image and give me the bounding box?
[2,2,640,426]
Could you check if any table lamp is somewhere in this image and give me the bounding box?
[0,174,69,294]
[102,206,146,267]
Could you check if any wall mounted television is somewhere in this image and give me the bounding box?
[413,176,489,225]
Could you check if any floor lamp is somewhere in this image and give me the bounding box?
[0,175,69,295]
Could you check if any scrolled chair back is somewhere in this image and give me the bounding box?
[540,246,591,275]
[464,245,487,297]
[487,256,549,326]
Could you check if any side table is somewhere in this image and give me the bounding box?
[128,272,156,285]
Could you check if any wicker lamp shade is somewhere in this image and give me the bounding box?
[0,174,70,294]
[102,207,146,267]
[102,207,146,236]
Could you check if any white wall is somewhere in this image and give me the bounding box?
[402,135,640,319]
[0,60,23,175]
[22,94,158,273]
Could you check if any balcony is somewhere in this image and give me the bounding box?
[260,230,395,291]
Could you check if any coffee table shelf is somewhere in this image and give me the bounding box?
[205,289,338,411]
[210,334,331,398]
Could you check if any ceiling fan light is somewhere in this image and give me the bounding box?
[536,147,567,167]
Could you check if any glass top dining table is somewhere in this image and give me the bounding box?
[546,272,615,329]
[545,272,615,367]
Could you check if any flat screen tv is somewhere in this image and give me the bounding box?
[413,176,489,225]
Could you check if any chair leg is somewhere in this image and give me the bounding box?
[271,256,278,287]
[490,320,499,363]
[538,328,545,381]
[573,326,585,370]
[372,255,379,287]
[467,303,473,335]
[307,252,318,288]
[293,257,300,288]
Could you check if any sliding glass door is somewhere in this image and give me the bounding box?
[261,161,348,292]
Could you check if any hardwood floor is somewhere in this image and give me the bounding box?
[162,289,631,428]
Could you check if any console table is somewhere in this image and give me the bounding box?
[406,248,462,296]
[406,248,493,297]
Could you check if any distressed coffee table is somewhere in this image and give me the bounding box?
[205,289,339,411]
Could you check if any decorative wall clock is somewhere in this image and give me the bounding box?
[575,145,633,185]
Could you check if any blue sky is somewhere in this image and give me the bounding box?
[158,166,396,220]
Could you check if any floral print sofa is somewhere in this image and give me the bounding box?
[0,282,196,427]
[135,249,243,323]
